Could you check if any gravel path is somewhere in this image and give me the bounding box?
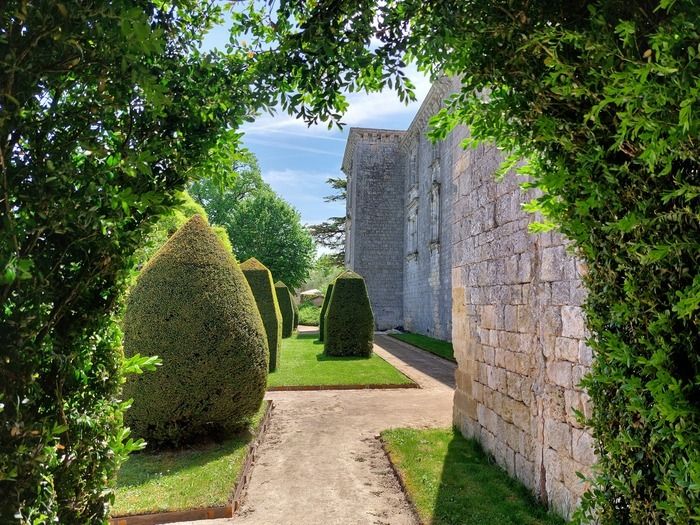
[177,329,456,525]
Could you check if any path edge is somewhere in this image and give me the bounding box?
[268,382,418,392]
[109,399,274,525]
[378,435,424,525]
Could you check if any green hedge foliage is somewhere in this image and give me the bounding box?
[274,281,294,338]
[123,216,268,446]
[318,282,334,342]
[241,258,283,372]
[292,294,299,329]
[324,271,374,357]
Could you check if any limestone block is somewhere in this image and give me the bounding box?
[562,306,586,339]
[515,453,536,489]
[555,337,580,362]
[507,371,524,402]
[544,446,563,482]
[541,245,566,281]
[547,360,573,389]
[551,281,570,305]
[511,400,531,431]
[542,307,563,336]
[517,305,536,334]
[572,428,596,466]
[483,346,495,366]
[517,253,533,282]
[547,479,574,521]
[578,341,593,366]
[564,389,585,428]
[572,365,588,389]
[545,418,573,455]
[504,305,518,331]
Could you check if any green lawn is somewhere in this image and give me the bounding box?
[112,404,268,516]
[268,332,414,387]
[382,428,565,525]
[390,332,455,362]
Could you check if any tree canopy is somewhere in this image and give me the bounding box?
[309,176,346,265]
[228,191,315,290]
[0,1,328,521]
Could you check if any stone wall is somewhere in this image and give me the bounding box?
[400,79,454,341]
[449,126,595,519]
[342,77,595,520]
[343,129,406,330]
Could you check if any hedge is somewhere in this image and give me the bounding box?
[291,293,299,329]
[324,271,374,357]
[274,281,294,338]
[122,215,268,446]
[240,257,283,372]
[318,282,334,342]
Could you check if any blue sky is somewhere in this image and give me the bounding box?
[203,17,432,228]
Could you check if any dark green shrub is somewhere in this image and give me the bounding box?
[291,293,299,329]
[123,216,268,446]
[275,281,294,338]
[318,282,334,341]
[241,257,283,372]
[324,271,374,357]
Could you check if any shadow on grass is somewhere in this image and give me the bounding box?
[315,352,371,362]
[376,334,456,389]
[432,433,565,525]
[116,435,249,489]
[295,333,320,341]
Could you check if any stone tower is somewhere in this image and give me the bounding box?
[342,129,406,330]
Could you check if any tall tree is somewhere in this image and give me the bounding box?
[309,176,346,265]
[188,151,269,225]
[228,192,315,289]
[237,1,700,522]
[190,153,315,288]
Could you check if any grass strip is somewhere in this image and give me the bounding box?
[112,404,268,516]
[382,428,566,525]
[268,332,414,387]
[389,332,455,362]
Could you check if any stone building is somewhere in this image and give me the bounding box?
[342,80,454,339]
[342,77,595,519]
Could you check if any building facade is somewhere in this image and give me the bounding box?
[342,77,595,519]
[342,79,455,339]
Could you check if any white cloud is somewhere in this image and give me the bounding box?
[261,168,345,225]
[245,138,343,157]
[243,65,432,137]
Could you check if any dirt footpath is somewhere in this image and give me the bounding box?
[178,332,456,525]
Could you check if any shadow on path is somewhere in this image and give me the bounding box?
[374,334,456,389]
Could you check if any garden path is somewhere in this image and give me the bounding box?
[178,328,456,525]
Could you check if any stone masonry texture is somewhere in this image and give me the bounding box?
[343,129,406,330]
[342,77,595,520]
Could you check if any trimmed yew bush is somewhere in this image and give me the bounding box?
[324,271,374,357]
[318,282,334,342]
[123,215,268,446]
[241,257,283,372]
[292,293,299,329]
[275,281,294,338]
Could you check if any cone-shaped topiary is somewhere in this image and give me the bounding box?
[318,282,334,342]
[123,215,268,446]
[291,292,299,329]
[275,281,294,338]
[324,271,374,357]
[241,257,283,372]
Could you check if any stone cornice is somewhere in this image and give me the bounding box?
[341,127,406,175]
[399,76,455,151]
